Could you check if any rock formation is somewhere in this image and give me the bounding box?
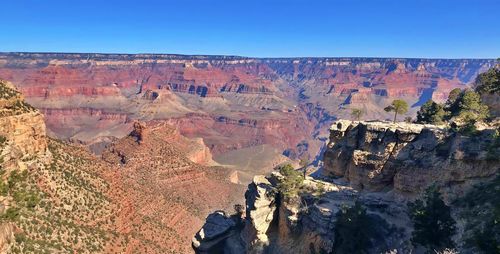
[0,80,48,156]
[0,53,495,177]
[324,120,498,197]
[0,82,245,253]
[194,119,499,253]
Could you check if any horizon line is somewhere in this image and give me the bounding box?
[0,51,498,61]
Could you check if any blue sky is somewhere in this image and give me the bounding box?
[1,0,499,58]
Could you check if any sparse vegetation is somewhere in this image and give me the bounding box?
[0,139,123,253]
[0,81,20,99]
[0,81,36,116]
[315,182,326,196]
[299,154,310,177]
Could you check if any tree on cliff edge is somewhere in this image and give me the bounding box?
[351,108,364,121]
[416,100,446,124]
[474,62,500,95]
[384,99,409,123]
[276,164,304,199]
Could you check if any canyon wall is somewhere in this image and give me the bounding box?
[0,53,495,177]
[194,120,499,253]
[0,81,245,253]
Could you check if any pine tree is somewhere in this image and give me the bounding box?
[416,100,446,124]
[333,201,374,254]
[384,99,409,123]
[351,108,364,121]
[408,186,456,252]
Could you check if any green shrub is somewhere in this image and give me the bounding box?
[416,100,446,124]
[276,164,304,199]
[445,89,489,122]
[408,186,456,251]
[0,136,6,146]
[475,67,500,95]
[458,118,478,136]
[333,201,375,253]
[1,207,20,221]
[14,232,26,243]
[458,176,499,253]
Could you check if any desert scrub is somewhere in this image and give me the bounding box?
[1,139,119,253]
[0,135,6,147]
[0,81,20,99]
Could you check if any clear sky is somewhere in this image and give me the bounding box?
[1,0,499,58]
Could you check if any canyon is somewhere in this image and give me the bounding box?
[194,120,499,253]
[0,80,244,253]
[0,53,498,253]
[0,53,495,181]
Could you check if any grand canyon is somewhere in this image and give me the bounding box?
[0,52,498,254]
[0,53,495,175]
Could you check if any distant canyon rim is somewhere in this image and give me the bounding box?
[0,52,495,183]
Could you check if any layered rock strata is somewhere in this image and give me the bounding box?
[194,120,499,253]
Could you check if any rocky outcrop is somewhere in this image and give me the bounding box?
[323,120,499,196]
[194,172,413,253]
[195,119,499,254]
[0,111,48,156]
[0,80,48,156]
[192,211,244,254]
[241,175,278,252]
[323,120,437,191]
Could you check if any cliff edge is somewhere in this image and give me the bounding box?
[194,119,499,254]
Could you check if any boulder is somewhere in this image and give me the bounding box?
[192,211,237,253]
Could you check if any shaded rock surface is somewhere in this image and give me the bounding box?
[323,120,498,197]
[194,120,499,254]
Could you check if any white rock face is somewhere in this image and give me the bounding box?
[242,175,278,252]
